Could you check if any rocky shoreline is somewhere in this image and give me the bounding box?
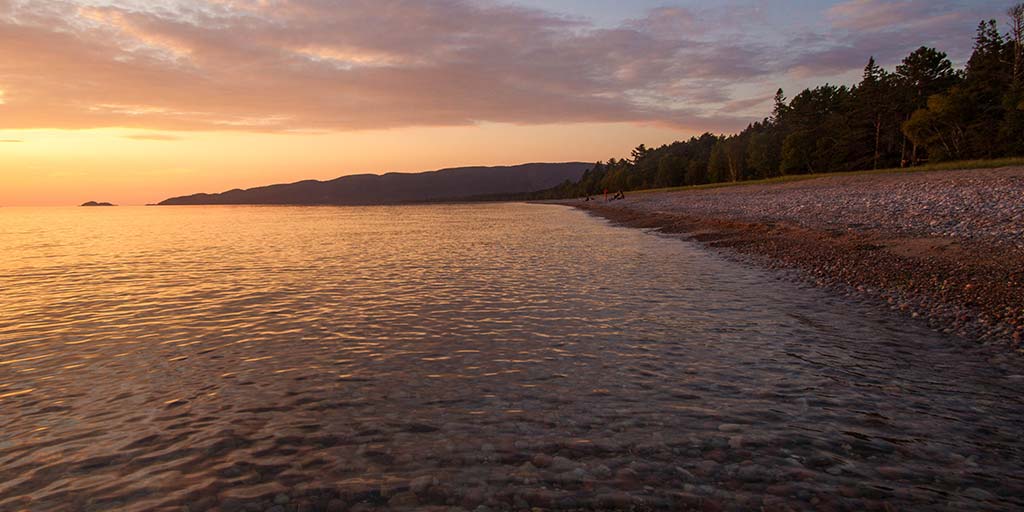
[561,166,1024,350]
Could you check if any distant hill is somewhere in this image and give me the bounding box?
[81,201,115,206]
[158,163,591,206]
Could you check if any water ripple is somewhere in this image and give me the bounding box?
[0,204,1022,511]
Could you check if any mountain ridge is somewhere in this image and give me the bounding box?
[158,162,591,205]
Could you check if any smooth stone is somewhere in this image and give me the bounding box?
[549,456,577,472]
[765,484,794,497]
[388,492,419,508]
[513,495,529,509]
[962,487,996,501]
[531,454,553,468]
[614,467,642,490]
[595,492,634,508]
[736,465,769,483]
[379,476,408,497]
[805,455,834,468]
[675,467,696,481]
[703,449,727,463]
[591,464,612,479]
[462,487,486,508]
[695,460,719,476]
[708,437,729,449]
[410,475,437,494]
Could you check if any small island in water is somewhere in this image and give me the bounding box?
[80,201,115,207]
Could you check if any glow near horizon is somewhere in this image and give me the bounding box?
[1,123,687,206]
[0,0,1010,205]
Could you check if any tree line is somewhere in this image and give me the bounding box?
[533,6,1024,200]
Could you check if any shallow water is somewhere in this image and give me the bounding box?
[1,203,1021,511]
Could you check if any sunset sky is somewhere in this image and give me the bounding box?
[0,0,1010,205]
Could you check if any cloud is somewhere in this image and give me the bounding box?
[623,6,700,38]
[719,94,774,114]
[826,0,944,32]
[122,133,183,141]
[0,0,1000,135]
[788,0,1000,77]
[0,139,21,142]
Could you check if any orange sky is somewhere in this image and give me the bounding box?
[0,123,692,206]
[0,0,996,205]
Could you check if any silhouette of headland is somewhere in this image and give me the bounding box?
[157,163,591,206]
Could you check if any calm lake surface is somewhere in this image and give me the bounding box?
[1,204,1022,511]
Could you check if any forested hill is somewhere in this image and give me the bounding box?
[533,9,1024,200]
[158,163,591,205]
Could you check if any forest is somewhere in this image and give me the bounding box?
[533,7,1024,199]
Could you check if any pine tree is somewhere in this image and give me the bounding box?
[961,20,1010,156]
[856,57,894,169]
[771,88,788,125]
[896,47,958,164]
[629,144,649,164]
[1002,4,1024,154]
[897,46,958,108]
[1005,7,1023,89]
[707,141,728,183]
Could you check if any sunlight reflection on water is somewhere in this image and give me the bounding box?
[0,204,1022,511]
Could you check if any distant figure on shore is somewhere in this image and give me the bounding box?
[613,190,625,200]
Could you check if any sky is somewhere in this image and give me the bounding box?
[0,0,1013,205]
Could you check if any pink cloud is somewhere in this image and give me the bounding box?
[827,0,937,31]
[789,0,994,77]
[0,0,999,134]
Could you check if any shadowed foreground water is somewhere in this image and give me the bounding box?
[1,204,1022,512]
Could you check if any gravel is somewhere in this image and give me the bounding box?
[635,166,1024,250]
[565,166,1024,348]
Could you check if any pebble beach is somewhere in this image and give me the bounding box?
[569,166,1024,348]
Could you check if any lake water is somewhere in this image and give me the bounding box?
[1,203,1022,511]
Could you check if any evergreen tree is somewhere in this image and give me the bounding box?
[896,47,958,108]
[745,123,782,178]
[708,140,729,183]
[530,12,1024,200]
[771,88,788,125]
[655,154,684,187]
[964,20,1008,156]
[780,85,850,173]
[723,135,748,181]
[896,47,958,163]
[855,57,898,169]
[630,144,649,164]
[1002,4,1024,154]
[1011,4,1024,89]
